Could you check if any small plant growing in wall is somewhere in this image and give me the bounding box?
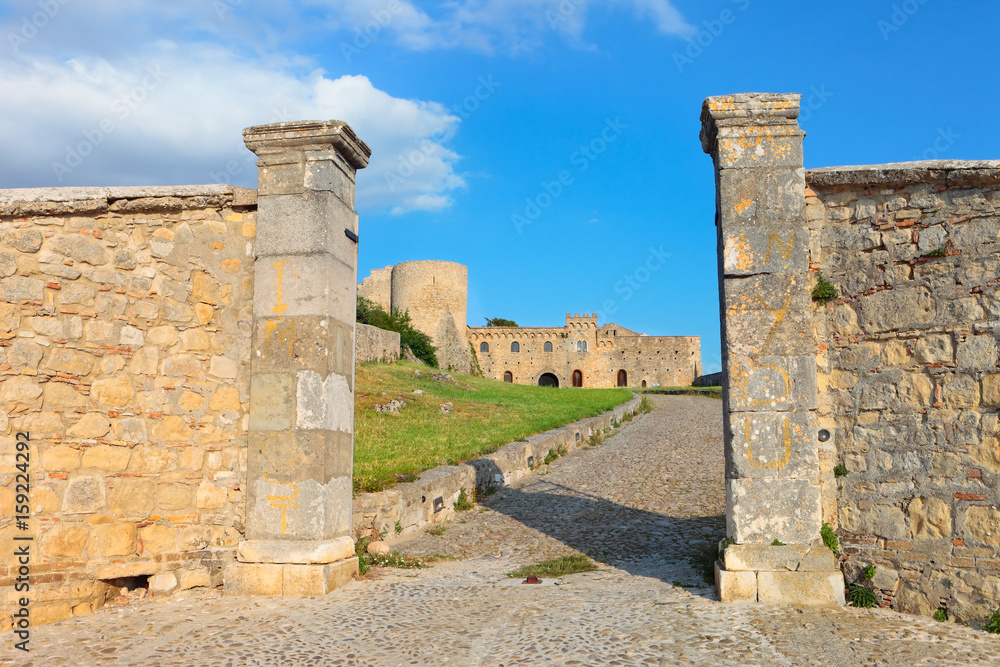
[847,564,878,608]
[933,608,948,622]
[833,465,850,478]
[811,271,839,305]
[820,522,840,556]
[985,606,1000,634]
[453,488,474,511]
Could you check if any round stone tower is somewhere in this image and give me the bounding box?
[390,260,472,373]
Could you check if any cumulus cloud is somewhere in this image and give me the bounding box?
[0,0,692,214]
[0,45,464,213]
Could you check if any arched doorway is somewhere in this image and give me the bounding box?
[503,371,513,383]
[617,369,628,387]
[572,370,583,387]
[538,373,559,388]
[641,380,647,388]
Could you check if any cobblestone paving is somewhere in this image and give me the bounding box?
[4,396,1000,666]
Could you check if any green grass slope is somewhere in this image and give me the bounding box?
[354,361,632,492]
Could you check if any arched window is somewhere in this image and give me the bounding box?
[576,339,588,352]
[480,342,489,352]
[503,371,513,383]
[572,370,583,387]
[511,342,520,353]
[544,341,553,352]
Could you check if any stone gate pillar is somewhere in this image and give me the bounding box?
[700,94,843,604]
[224,121,371,596]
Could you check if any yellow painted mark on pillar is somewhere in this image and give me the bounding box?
[271,261,288,316]
[264,472,300,535]
[765,230,794,263]
[743,415,792,471]
[265,319,295,358]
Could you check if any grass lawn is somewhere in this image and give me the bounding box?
[638,385,722,397]
[353,361,633,492]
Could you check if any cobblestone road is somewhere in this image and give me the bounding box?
[4,396,999,666]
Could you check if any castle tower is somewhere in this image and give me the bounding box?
[358,265,392,311]
[390,260,472,373]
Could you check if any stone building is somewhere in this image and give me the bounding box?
[359,260,472,374]
[469,314,701,389]
[359,265,702,387]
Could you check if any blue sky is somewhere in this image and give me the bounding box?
[2,1,998,373]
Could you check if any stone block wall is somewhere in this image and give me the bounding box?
[807,162,1000,623]
[390,260,471,373]
[705,92,1000,621]
[357,265,392,312]
[355,323,400,364]
[470,315,701,389]
[0,185,257,626]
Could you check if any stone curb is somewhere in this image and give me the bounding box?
[353,394,643,540]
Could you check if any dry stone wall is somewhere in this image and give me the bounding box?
[808,162,1000,624]
[355,323,400,364]
[0,185,257,627]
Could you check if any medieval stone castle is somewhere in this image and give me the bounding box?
[358,260,702,388]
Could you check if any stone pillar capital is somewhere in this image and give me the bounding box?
[700,93,805,169]
[243,120,371,169]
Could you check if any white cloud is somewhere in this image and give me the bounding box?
[0,44,464,213]
[321,0,694,55]
[0,0,692,214]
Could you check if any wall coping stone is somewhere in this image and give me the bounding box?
[807,160,1000,187]
[0,184,257,216]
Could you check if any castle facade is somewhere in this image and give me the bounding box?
[359,261,701,388]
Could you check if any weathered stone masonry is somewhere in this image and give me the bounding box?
[706,92,1000,622]
[702,93,844,606]
[0,120,372,625]
[810,161,1000,624]
[0,185,257,626]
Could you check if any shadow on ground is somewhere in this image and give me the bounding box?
[479,477,725,596]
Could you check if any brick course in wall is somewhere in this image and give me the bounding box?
[0,185,257,627]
